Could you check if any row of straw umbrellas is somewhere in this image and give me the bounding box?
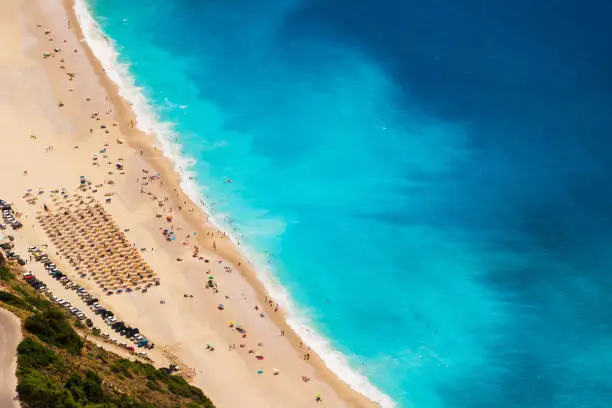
[36,193,159,295]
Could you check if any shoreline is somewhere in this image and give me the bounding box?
[66,2,393,407]
[1,0,390,406]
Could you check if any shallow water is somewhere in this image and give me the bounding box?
[85,0,612,406]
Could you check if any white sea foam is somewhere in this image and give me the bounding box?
[72,1,396,406]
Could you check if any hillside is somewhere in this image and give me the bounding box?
[0,264,215,408]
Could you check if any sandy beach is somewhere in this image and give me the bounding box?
[0,0,378,407]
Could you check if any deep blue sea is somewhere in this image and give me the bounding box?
[82,0,612,406]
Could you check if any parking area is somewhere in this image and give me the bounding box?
[1,200,160,364]
[23,246,155,358]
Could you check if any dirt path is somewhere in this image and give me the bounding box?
[0,307,22,408]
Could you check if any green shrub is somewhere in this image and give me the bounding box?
[0,290,29,309]
[131,361,162,381]
[146,380,163,392]
[65,373,86,403]
[0,266,14,281]
[17,338,59,369]
[17,368,78,408]
[111,358,133,378]
[83,370,104,403]
[166,375,213,406]
[11,285,52,311]
[24,308,83,355]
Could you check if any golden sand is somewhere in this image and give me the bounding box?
[0,0,380,407]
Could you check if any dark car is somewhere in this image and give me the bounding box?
[85,319,94,328]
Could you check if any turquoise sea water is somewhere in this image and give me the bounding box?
[82,0,612,406]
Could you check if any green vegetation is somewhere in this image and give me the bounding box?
[0,290,30,310]
[16,368,77,408]
[17,337,59,369]
[0,264,216,408]
[25,308,84,355]
[0,265,14,281]
[0,274,52,314]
